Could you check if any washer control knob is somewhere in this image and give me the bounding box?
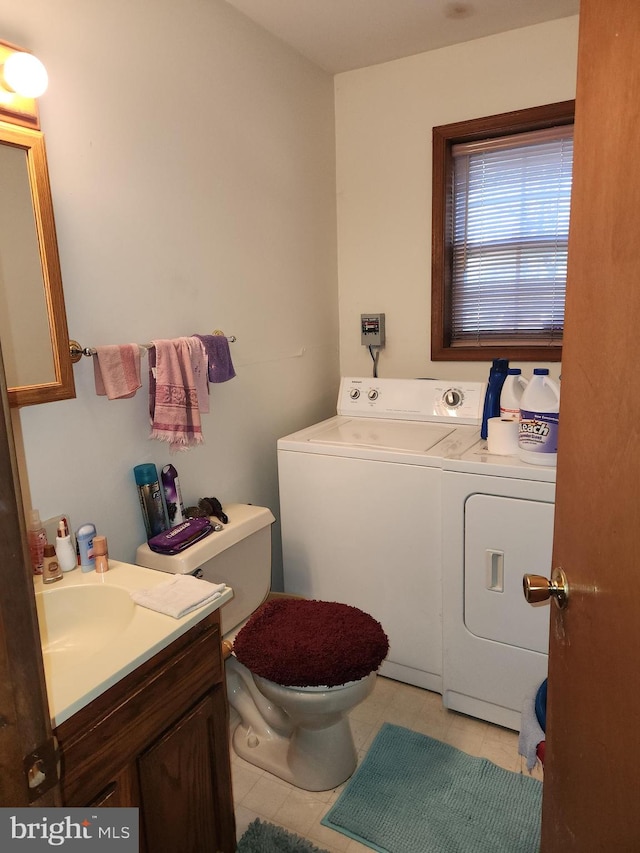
[368,389,379,401]
[349,388,360,400]
[443,388,463,408]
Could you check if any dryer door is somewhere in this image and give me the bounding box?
[464,494,553,653]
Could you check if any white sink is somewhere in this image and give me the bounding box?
[33,562,233,726]
[36,583,136,664]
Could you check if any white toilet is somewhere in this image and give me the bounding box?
[136,503,388,792]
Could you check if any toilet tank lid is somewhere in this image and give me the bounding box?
[134,503,275,575]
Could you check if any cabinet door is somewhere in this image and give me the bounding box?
[89,765,140,808]
[89,767,147,853]
[138,691,235,853]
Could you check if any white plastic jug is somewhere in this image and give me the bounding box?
[500,369,528,421]
[518,369,560,466]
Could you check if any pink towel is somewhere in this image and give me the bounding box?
[149,339,204,450]
[93,344,141,399]
[184,336,210,414]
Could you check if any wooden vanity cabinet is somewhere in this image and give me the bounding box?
[54,609,236,853]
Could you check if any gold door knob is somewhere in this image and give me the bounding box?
[523,567,569,609]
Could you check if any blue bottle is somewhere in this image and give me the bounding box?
[480,358,509,439]
[134,464,168,539]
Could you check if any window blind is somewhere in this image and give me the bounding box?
[450,126,573,346]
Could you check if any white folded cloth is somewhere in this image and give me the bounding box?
[131,575,226,619]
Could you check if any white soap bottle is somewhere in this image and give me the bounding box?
[55,517,77,572]
[500,368,528,421]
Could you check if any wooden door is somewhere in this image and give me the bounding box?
[541,1,640,849]
[0,349,60,806]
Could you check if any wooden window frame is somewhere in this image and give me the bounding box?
[431,100,575,362]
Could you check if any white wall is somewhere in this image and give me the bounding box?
[3,0,339,588]
[335,16,579,383]
[2,9,580,591]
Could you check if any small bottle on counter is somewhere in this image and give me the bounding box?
[27,509,47,575]
[93,535,109,573]
[42,544,63,584]
[76,522,97,572]
[55,517,77,572]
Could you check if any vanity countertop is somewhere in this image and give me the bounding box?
[33,560,233,727]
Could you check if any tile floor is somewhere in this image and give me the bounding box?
[231,676,543,852]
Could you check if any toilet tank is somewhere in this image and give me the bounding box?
[135,503,275,635]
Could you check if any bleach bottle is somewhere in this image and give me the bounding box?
[500,368,528,421]
[518,369,560,466]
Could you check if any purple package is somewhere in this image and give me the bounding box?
[148,517,213,555]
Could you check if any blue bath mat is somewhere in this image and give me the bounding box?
[237,818,329,852]
[321,723,542,853]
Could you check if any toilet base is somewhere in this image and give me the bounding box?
[231,715,358,792]
[226,656,375,791]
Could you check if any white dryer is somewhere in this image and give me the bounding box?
[442,444,557,730]
[277,377,485,693]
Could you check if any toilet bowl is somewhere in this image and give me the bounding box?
[227,657,377,791]
[135,503,388,791]
[231,596,388,790]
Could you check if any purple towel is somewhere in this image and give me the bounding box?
[194,334,236,383]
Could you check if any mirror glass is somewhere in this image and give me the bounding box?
[0,142,54,386]
[0,121,75,407]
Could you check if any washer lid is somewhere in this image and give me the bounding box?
[311,418,454,453]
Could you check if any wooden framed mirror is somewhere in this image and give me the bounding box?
[0,119,75,407]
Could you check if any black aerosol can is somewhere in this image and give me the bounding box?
[134,463,167,539]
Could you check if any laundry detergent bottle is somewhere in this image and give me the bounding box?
[480,358,509,439]
[500,368,528,421]
[518,369,560,466]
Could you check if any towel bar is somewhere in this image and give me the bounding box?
[69,333,236,364]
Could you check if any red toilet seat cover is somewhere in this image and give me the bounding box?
[233,598,389,687]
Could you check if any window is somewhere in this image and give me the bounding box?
[431,101,575,361]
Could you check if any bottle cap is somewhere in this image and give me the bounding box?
[28,509,42,530]
[134,463,159,486]
[44,544,56,557]
[533,368,549,375]
[93,535,108,556]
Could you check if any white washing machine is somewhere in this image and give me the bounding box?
[277,376,485,693]
[442,443,557,730]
